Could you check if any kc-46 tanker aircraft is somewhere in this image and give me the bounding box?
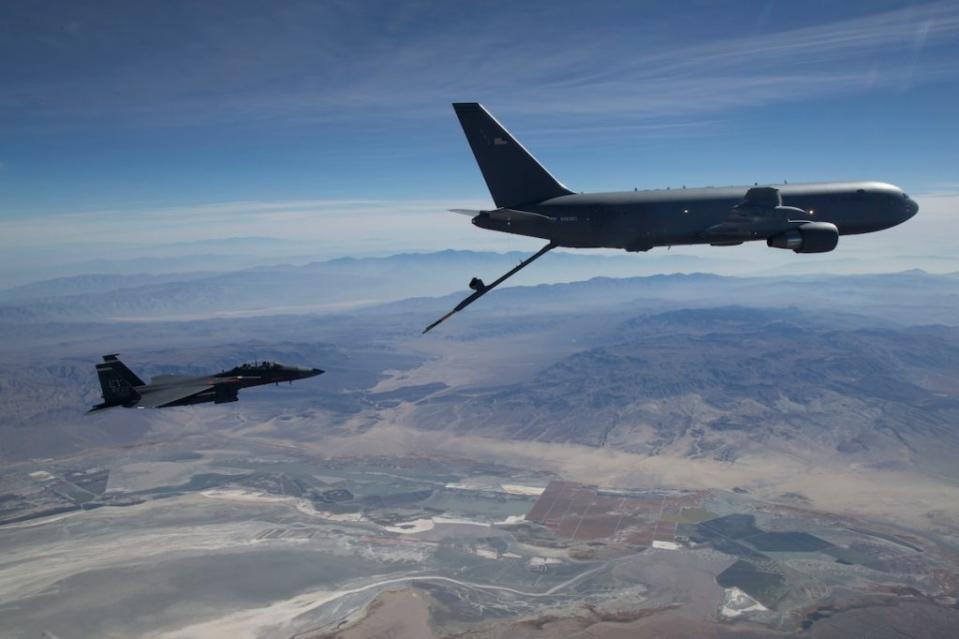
[424,103,919,332]
[88,354,324,411]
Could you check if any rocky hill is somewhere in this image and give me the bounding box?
[410,306,959,476]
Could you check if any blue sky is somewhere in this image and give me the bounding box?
[1,0,957,253]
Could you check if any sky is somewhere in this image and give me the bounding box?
[0,0,957,263]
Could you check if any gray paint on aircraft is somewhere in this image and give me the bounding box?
[424,103,918,332]
[88,354,323,411]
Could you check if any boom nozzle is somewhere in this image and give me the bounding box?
[422,242,555,334]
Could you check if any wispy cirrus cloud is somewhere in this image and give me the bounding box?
[482,2,959,119]
[2,1,958,130]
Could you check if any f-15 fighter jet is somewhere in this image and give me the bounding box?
[88,354,323,411]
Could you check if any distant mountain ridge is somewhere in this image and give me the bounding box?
[2,247,957,324]
[0,250,726,322]
[409,306,959,476]
[1,271,957,483]
[0,272,217,302]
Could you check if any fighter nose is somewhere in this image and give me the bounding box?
[287,365,323,379]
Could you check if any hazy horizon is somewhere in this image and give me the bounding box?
[1,188,955,289]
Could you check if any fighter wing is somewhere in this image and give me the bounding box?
[150,374,195,384]
[135,382,213,408]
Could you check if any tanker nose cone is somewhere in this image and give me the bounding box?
[885,189,919,228]
[905,197,919,220]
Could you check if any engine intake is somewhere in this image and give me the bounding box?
[214,387,239,404]
[767,222,838,253]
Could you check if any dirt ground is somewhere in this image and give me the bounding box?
[311,589,435,639]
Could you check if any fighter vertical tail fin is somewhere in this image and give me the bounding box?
[452,103,573,208]
[101,354,145,386]
[94,355,142,408]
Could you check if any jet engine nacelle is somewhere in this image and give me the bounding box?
[767,222,839,253]
[214,387,239,404]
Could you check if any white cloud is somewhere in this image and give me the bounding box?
[1,193,954,276]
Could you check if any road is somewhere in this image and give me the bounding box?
[296,561,608,618]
